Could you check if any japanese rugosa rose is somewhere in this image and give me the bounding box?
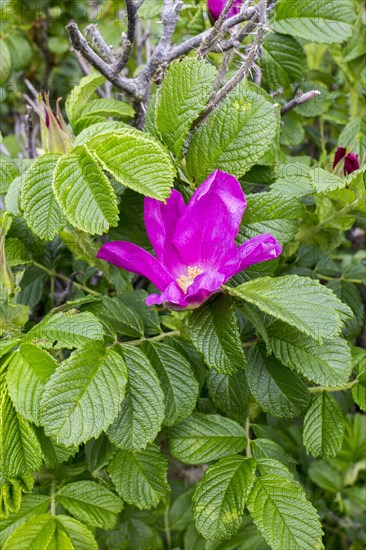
[207,0,243,21]
[333,147,360,175]
[98,170,281,308]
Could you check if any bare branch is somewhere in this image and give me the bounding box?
[192,0,268,128]
[25,106,36,159]
[168,7,256,61]
[197,0,236,57]
[281,89,321,115]
[66,22,141,98]
[113,0,140,73]
[136,0,183,89]
[85,24,116,64]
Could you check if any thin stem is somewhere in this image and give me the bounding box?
[124,330,180,347]
[315,273,364,285]
[309,380,358,393]
[242,339,258,349]
[50,275,55,307]
[50,481,56,516]
[164,503,172,550]
[281,90,321,116]
[34,262,101,297]
[245,418,252,458]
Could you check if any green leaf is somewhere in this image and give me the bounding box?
[86,296,144,339]
[3,513,98,550]
[34,427,78,468]
[118,290,161,337]
[20,154,65,240]
[85,434,116,475]
[246,344,309,418]
[87,129,176,200]
[188,295,246,375]
[25,310,104,349]
[108,443,169,509]
[66,73,106,124]
[53,145,119,235]
[256,457,296,482]
[2,513,56,550]
[40,345,128,446]
[168,413,247,465]
[56,515,98,550]
[352,348,366,412]
[0,338,20,359]
[308,460,342,492]
[193,456,256,541]
[261,33,307,89]
[309,167,344,195]
[165,336,207,389]
[56,480,123,529]
[252,439,296,468]
[0,389,42,477]
[247,474,324,550]
[107,345,164,451]
[303,392,345,459]
[226,275,351,342]
[0,494,50,546]
[0,40,11,85]
[238,192,304,245]
[155,58,216,157]
[327,280,364,340]
[186,83,279,183]
[268,321,352,387]
[206,368,250,423]
[142,342,199,426]
[7,344,57,424]
[79,98,134,119]
[273,0,356,44]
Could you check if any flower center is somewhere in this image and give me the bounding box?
[176,266,203,293]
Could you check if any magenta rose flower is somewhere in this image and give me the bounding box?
[97,170,282,309]
[207,0,243,21]
[333,147,360,175]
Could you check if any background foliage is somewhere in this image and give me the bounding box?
[0,0,365,549]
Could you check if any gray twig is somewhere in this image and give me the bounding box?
[25,106,36,159]
[66,22,141,98]
[136,0,183,89]
[113,0,140,73]
[85,24,116,64]
[281,89,321,115]
[169,7,256,60]
[197,0,236,57]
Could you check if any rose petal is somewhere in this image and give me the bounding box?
[185,270,225,306]
[144,189,186,271]
[97,241,173,291]
[208,0,243,21]
[172,170,246,268]
[220,234,282,279]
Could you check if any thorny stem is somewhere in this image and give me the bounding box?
[197,0,237,57]
[191,0,268,129]
[34,262,102,297]
[309,380,358,393]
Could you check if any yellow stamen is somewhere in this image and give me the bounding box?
[177,266,203,293]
